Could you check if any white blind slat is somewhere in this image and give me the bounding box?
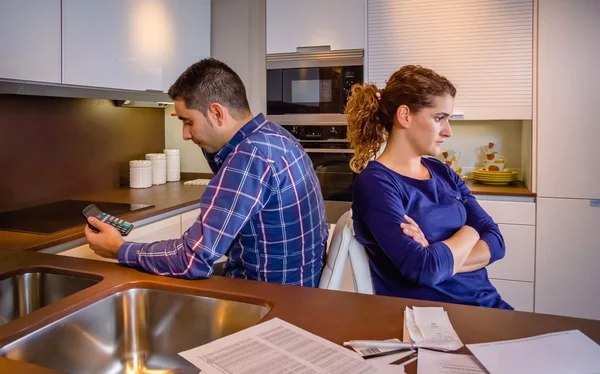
[367,0,533,113]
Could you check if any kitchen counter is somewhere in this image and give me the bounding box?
[0,250,598,374]
[0,179,534,253]
[465,179,535,197]
[0,182,207,252]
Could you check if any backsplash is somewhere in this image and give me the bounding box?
[0,95,165,212]
[441,120,527,170]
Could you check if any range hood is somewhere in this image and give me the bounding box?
[0,78,171,107]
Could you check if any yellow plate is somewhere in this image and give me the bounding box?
[472,169,518,176]
[472,179,517,183]
[476,180,515,186]
[472,178,517,182]
[472,175,517,180]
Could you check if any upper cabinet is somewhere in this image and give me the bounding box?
[537,0,600,199]
[267,0,365,54]
[367,0,534,120]
[62,0,210,92]
[0,0,62,83]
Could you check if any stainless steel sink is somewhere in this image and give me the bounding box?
[0,272,100,326]
[0,288,270,374]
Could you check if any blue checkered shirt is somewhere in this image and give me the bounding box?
[118,113,328,286]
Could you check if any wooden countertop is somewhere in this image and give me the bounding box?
[465,179,535,197]
[0,251,598,374]
[0,182,207,252]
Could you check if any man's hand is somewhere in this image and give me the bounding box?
[84,217,125,259]
[400,215,430,247]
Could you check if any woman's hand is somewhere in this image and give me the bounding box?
[400,215,430,247]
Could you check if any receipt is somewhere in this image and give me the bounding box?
[405,307,463,352]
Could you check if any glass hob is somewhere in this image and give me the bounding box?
[0,200,154,235]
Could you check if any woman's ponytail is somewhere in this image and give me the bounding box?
[345,83,388,173]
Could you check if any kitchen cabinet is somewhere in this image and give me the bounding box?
[535,198,600,320]
[487,224,535,282]
[537,0,600,199]
[367,0,534,120]
[490,279,534,313]
[477,200,535,226]
[477,199,536,312]
[267,0,365,54]
[62,0,210,92]
[0,0,62,83]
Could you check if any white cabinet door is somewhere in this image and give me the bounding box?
[490,279,534,312]
[267,0,365,54]
[181,208,201,234]
[487,224,535,282]
[537,0,600,199]
[477,200,536,226]
[0,0,61,83]
[62,0,210,91]
[535,198,600,320]
[160,0,210,92]
[367,0,533,120]
[59,215,181,262]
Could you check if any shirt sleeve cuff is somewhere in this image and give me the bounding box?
[117,242,142,267]
[481,232,503,264]
[428,241,455,285]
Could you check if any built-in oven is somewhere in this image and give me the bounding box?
[267,47,364,125]
[283,124,355,202]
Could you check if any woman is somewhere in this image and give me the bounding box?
[346,65,512,309]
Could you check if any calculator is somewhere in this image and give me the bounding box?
[82,204,134,236]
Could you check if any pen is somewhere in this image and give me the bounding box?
[343,340,417,350]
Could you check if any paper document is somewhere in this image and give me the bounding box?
[179,317,399,374]
[405,307,463,351]
[467,329,600,374]
[417,349,488,374]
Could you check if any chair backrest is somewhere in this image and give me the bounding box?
[318,211,353,290]
[347,229,374,295]
[319,210,374,295]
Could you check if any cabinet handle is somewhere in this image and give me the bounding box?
[296,45,331,53]
[591,200,600,208]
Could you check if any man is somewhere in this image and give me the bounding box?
[85,58,328,286]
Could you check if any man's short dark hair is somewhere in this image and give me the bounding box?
[168,58,251,119]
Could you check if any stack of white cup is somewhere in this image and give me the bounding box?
[129,160,153,188]
[145,153,167,185]
[164,149,181,182]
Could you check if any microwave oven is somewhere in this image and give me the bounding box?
[266,47,364,125]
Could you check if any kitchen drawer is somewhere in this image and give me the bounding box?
[181,208,201,234]
[489,279,534,312]
[477,200,536,225]
[487,224,535,282]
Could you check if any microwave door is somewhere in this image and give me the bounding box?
[279,67,342,115]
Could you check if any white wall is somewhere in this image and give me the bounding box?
[164,105,211,173]
[164,0,267,174]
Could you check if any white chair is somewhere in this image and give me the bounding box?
[319,211,374,295]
